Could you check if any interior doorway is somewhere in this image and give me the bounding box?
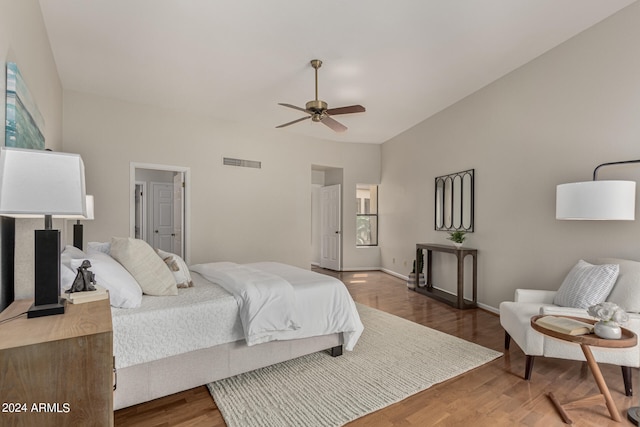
[130,163,191,263]
[311,165,343,271]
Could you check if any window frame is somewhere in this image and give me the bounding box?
[356,184,378,247]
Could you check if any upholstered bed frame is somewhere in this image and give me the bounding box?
[0,225,345,410]
[114,331,343,409]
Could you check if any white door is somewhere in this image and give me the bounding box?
[151,182,174,252]
[320,184,341,271]
[173,173,184,257]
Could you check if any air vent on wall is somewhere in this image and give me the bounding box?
[223,157,261,169]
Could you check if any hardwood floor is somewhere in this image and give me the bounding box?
[115,270,638,426]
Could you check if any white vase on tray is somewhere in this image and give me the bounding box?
[594,320,622,340]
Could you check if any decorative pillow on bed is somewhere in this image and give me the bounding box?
[61,245,87,269]
[553,259,619,309]
[110,237,178,296]
[60,264,77,292]
[70,252,143,308]
[87,241,111,255]
[157,249,194,288]
[62,245,86,259]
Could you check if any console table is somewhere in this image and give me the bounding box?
[414,243,477,309]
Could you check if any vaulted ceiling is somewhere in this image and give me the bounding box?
[39,0,635,143]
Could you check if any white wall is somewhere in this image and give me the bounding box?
[380,2,640,310]
[0,0,64,298]
[62,91,381,270]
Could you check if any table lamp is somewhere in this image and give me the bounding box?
[0,147,86,318]
[65,194,94,250]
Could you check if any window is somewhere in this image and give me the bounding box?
[356,184,378,246]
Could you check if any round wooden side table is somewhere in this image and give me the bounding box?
[531,315,637,424]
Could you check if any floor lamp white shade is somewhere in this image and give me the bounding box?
[556,180,636,220]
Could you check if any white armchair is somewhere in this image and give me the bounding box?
[499,258,640,397]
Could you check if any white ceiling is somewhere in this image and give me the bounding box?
[38,0,635,144]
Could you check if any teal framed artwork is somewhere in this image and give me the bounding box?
[5,62,44,150]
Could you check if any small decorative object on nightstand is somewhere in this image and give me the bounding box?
[68,260,97,293]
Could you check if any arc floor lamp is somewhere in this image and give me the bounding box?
[556,159,639,424]
[556,160,638,221]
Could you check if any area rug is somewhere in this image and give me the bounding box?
[207,304,501,427]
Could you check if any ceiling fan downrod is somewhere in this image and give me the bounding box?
[307,59,326,112]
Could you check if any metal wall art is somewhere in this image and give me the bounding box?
[435,169,474,232]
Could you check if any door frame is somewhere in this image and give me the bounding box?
[134,181,147,241]
[130,162,191,263]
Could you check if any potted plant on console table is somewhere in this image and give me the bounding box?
[447,231,466,249]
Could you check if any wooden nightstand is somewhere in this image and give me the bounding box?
[0,298,113,426]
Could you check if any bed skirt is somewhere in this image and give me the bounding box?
[114,332,343,410]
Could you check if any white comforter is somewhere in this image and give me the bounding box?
[190,262,300,346]
[111,262,364,369]
[191,262,363,350]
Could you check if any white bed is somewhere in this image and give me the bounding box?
[111,261,363,410]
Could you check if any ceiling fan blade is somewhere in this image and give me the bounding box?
[321,116,347,133]
[276,116,311,129]
[325,105,366,116]
[278,103,311,114]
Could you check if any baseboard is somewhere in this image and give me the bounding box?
[380,268,408,281]
[340,267,383,272]
[477,302,499,314]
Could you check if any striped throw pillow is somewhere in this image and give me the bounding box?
[553,260,619,308]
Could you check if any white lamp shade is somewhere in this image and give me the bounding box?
[556,180,636,220]
[63,195,94,220]
[0,147,86,216]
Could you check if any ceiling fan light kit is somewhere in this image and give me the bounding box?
[276,59,365,133]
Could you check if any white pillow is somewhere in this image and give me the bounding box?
[87,241,111,255]
[600,258,640,313]
[60,264,77,292]
[61,245,88,269]
[62,245,87,259]
[553,259,619,309]
[157,249,194,288]
[70,252,143,308]
[110,237,178,296]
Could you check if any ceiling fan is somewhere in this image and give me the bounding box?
[276,59,365,133]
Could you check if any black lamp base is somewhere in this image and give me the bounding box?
[27,298,65,318]
[629,407,640,425]
[32,228,63,318]
[73,222,83,250]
